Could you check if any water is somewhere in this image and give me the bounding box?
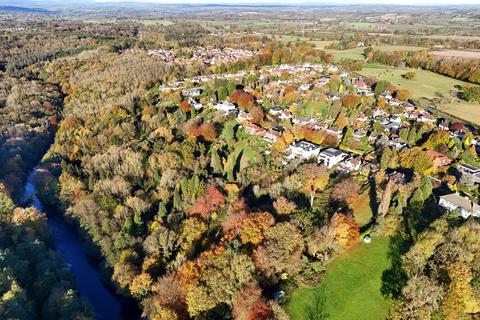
[22,168,124,320]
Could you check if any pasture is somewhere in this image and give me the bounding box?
[436,102,480,126]
[286,238,391,320]
[358,64,469,100]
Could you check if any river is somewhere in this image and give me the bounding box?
[21,168,125,320]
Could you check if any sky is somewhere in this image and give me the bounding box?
[89,0,480,4]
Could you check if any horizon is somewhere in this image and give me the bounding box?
[2,0,480,7]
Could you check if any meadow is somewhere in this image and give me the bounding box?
[358,64,468,100]
[286,238,392,320]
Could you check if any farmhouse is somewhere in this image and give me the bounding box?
[318,148,348,168]
[439,193,480,219]
[287,141,321,161]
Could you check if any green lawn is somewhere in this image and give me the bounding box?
[352,190,373,227]
[358,64,470,100]
[327,45,427,63]
[287,238,392,320]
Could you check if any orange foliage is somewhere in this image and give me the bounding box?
[189,186,225,219]
[329,213,360,249]
[185,121,217,142]
[342,94,361,108]
[247,299,273,320]
[230,89,255,110]
[179,100,192,112]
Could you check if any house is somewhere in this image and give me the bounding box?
[439,120,450,131]
[439,193,480,219]
[287,141,321,161]
[318,148,347,168]
[425,150,452,169]
[269,106,283,116]
[264,129,282,144]
[339,156,362,172]
[214,101,237,114]
[279,110,292,120]
[457,163,480,184]
[244,123,266,136]
[182,88,202,97]
[299,83,312,91]
[188,97,203,110]
[237,110,252,123]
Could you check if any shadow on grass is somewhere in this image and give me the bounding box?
[380,234,410,299]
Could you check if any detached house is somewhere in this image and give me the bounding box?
[182,88,202,97]
[426,150,452,169]
[457,163,480,184]
[287,141,321,161]
[439,193,480,219]
[214,101,237,114]
[318,148,348,168]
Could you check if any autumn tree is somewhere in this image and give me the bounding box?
[395,89,411,101]
[299,164,330,207]
[253,222,304,282]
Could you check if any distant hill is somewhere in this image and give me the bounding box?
[0,6,49,13]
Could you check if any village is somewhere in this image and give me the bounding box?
[147,46,256,65]
[160,62,480,220]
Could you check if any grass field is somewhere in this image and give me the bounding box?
[286,238,391,320]
[436,102,480,126]
[352,190,373,227]
[268,34,337,49]
[347,22,374,29]
[327,45,427,63]
[358,64,470,100]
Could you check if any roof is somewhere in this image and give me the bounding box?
[292,141,320,151]
[458,163,480,173]
[320,148,343,157]
[425,150,450,160]
[440,193,480,212]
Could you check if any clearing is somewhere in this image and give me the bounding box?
[436,102,480,126]
[352,190,373,227]
[286,237,392,320]
[430,49,480,59]
[358,64,470,100]
[327,45,427,62]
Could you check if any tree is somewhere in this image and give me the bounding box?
[253,222,304,282]
[304,288,329,320]
[299,164,330,207]
[328,213,360,250]
[403,71,416,80]
[395,89,411,101]
[273,196,297,216]
[399,147,432,173]
[189,186,225,219]
[330,178,360,207]
[374,80,390,95]
[342,94,361,108]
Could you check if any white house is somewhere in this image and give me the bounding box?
[182,88,202,97]
[237,110,252,122]
[188,97,203,110]
[439,193,480,219]
[287,141,321,161]
[264,129,282,144]
[318,148,348,168]
[339,156,362,172]
[214,101,237,114]
[269,106,283,116]
[299,83,312,91]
